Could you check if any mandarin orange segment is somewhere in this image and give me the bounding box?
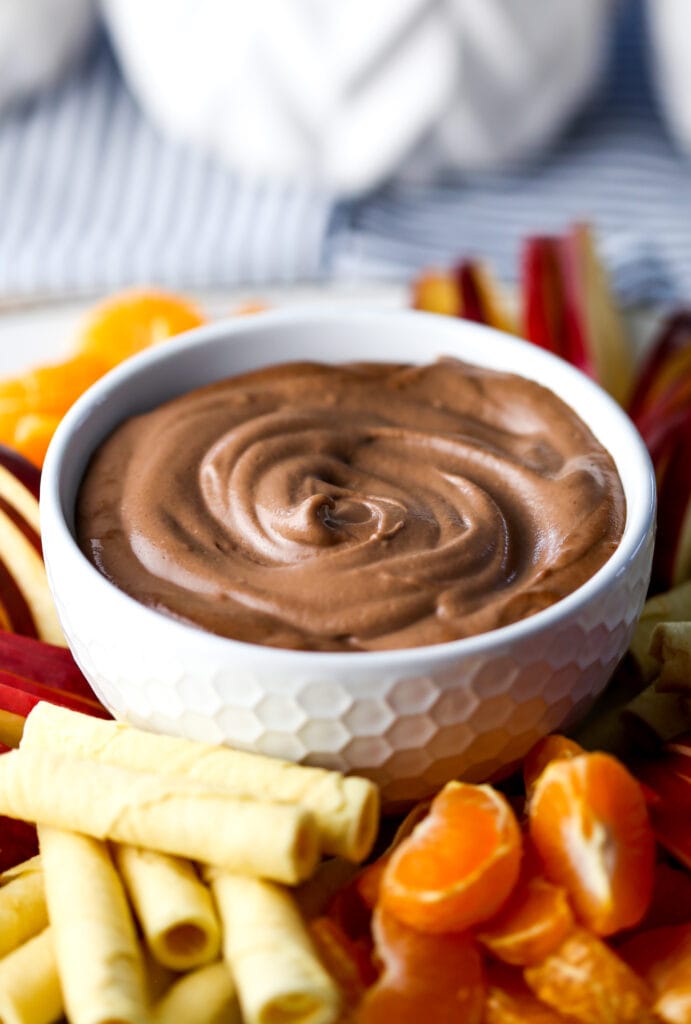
[76,288,205,368]
[619,924,691,995]
[13,413,62,467]
[523,735,584,799]
[411,271,461,316]
[524,928,656,1024]
[22,354,109,415]
[0,408,21,448]
[478,875,574,966]
[309,916,376,1011]
[656,979,691,1024]
[379,781,522,934]
[358,906,485,1024]
[529,752,655,935]
[485,962,577,1024]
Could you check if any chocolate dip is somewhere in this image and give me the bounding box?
[77,359,625,651]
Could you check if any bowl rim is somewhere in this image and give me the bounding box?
[41,305,656,668]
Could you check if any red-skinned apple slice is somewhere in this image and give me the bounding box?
[629,312,691,425]
[0,673,109,722]
[0,447,64,643]
[0,741,39,869]
[0,445,40,501]
[522,234,593,372]
[522,227,634,403]
[454,261,517,334]
[647,409,691,592]
[522,236,566,356]
[563,224,634,403]
[0,816,38,872]
[0,631,97,700]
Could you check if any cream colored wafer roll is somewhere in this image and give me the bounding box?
[0,749,318,884]
[114,844,221,970]
[0,928,63,1024]
[38,826,148,1024]
[22,703,379,861]
[151,961,241,1024]
[0,856,48,959]
[209,869,341,1024]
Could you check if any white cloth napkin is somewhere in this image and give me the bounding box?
[103,0,612,196]
[0,0,95,111]
[647,0,691,157]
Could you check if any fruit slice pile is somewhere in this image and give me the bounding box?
[0,447,61,645]
[0,289,205,467]
[316,737,691,1024]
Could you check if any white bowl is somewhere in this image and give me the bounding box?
[40,309,655,803]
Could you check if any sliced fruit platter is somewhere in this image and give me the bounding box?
[0,223,690,1023]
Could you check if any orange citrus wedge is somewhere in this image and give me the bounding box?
[76,288,205,368]
[379,781,522,934]
[478,875,574,966]
[529,752,655,935]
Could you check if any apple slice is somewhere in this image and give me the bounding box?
[412,262,516,332]
[0,445,40,501]
[0,815,38,872]
[0,672,108,721]
[521,226,634,403]
[629,312,691,426]
[0,446,64,644]
[0,631,97,699]
[454,261,517,334]
[0,709,24,749]
[647,409,691,592]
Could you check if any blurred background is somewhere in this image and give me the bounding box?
[0,0,690,307]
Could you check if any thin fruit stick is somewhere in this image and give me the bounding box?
[0,632,96,698]
[0,509,62,645]
[0,671,108,724]
[0,709,24,748]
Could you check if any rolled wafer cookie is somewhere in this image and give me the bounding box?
[0,928,62,1024]
[209,868,341,1024]
[21,703,379,861]
[0,855,48,959]
[38,827,148,1024]
[114,844,221,970]
[0,748,319,883]
[151,961,241,1024]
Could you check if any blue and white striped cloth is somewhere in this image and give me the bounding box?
[0,0,689,304]
[0,37,332,298]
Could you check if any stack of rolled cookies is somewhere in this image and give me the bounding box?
[0,702,380,1024]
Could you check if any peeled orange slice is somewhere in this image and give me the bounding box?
[76,288,205,368]
[380,781,522,934]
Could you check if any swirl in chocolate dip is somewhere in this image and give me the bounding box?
[77,359,625,651]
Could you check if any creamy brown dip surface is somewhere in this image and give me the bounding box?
[77,359,625,651]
